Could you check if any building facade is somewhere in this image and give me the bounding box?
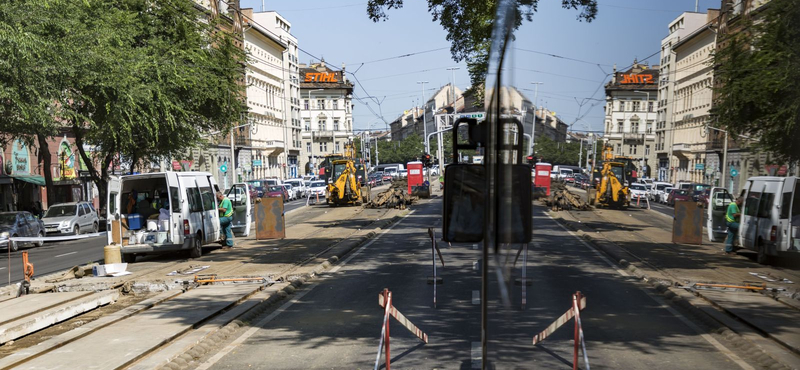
[670,10,719,184]
[656,12,709,182]
[299,62,354,175]
[603,61,659,178]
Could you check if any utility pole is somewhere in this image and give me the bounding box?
[446,68,459,167]
[530,82,544,154]
[418,81,429,154]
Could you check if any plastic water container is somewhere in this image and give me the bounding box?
[127,214,143,230]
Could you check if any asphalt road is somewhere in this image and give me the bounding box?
[0,197,315,286]
[200,199,748,370]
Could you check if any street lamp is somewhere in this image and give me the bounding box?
[417,81,429,153]
[307,88,324,173]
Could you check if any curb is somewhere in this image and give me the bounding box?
[155,211,408,370]
[548,209,791,370]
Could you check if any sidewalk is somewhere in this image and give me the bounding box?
[547,200,800,369]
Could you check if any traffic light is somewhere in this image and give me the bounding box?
[526,155,535,165]
[422,153,432,167]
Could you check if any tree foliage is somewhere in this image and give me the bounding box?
[533,136,599,166]
[0,0,246,209]
[366,0,598,90]
[712,0,800,163]
[372,133,426,165]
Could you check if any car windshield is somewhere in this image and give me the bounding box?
[631,184,646,190]
[0,213,18,225]
[44,205,76,217]
[267,186,282,192]
[675,190,690,196]
[283,184,292,190]
[311,181,325,188]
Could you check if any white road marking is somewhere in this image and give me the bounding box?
[54,252,78,258]
[0,267,6,271]
[196,210,416,370]
[471,341,481,369]
[544,212,754,370]
[418,240,426,247]
[471,290,480,305]
[472,244,479,250]
[473,261,478,271]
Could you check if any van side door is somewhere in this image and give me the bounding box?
[196,175,219,244]
[226,183,251,237]
[107,176,122,245]
[706,187,732,242]
[166,172,182,244]
[777,179,796,252]
[789,178,800,252]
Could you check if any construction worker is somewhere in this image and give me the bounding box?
[216,191,235,248]
[724,196,743,254]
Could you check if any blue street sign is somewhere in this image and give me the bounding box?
[220,164,228,173]
[730,166,738,177]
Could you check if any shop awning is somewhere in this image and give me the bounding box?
[10,174,46,186]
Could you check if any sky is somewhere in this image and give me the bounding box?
[240,0,722,134]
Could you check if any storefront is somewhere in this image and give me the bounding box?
[5,139,45,212]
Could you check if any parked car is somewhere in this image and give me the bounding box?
[653,182,674,203]
[377,171,392,183]
[369,173,383,186]
[398,169,408,179]
[308,181,327,198]
[284,179,306,198]
[282,184,297,201]
[660,187,673,204]
[0,211,45,252]
[367,176,378,187]
[629,183,649,202]
[385,167,399,180]
[265,185,286,202]
[666,189,692,206]
[43,201,100,235]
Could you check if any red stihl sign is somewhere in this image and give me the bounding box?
[620,74,654,84]
[304,72,338,83]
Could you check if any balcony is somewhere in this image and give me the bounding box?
[623,133,645,141]
[672,143,691,153]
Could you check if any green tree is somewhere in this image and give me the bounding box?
[0,0,246,208]
[533,136,582,165]
[366,0,597,90]
[712,0,800,163]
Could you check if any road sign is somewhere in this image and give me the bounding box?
[220,164,228,173]
[730,166,739,177]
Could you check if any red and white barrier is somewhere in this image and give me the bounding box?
[374,288,429,370]
[532,291,590,370]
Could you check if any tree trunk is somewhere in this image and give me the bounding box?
[72,123,113,213]
[36,133,55,208]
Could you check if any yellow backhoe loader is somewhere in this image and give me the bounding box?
[326,143,369,206]
[592,146,630,209]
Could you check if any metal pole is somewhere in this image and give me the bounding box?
[531,82,543,154]
[722,131,728,192]
[579,138,583,167]
[418,81,429,153]
[230,126,236,187]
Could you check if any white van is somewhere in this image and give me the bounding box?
[738,176,800,264]
[653,182,673,203]
[107,172,251,262]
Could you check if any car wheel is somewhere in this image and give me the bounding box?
[189,233,203,258]
[122,253,137,263]
[9,236,19,252]
[73,224,80,235]
[35,232,44,248]
[92,222,99,234]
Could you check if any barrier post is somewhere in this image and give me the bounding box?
[426,228,445,308]
[573,292,580,370]
[376,288,429,370]
[384,289,391,370]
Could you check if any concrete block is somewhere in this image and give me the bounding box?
[0,290,118,344]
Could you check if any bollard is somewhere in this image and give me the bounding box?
[104,244,122,264]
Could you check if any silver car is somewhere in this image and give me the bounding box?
[42,201,100,235]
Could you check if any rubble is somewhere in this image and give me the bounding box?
[367,179,418,209]
[544,182,591,211]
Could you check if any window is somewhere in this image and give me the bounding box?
[332,100,338,110]
[323,142,328,151]
[110,192,118,215]
[78,205,86,216]
[757,192,775,218]
[319,119,326,131]
[618,101,626,111]
[319,142,323,152]
[631,121,639,133]
[632,101,641,112]
[617,120,623,133]
[333,120,339,131]
[647,121,653,134]
[616,144,622,154]
[186,188,203,213]
[303,99,309,110]
[317,99,325,109]
[304,119,311,131]
[335,142,340,152]
[200,187,215,212]
[629,145,637,155]
[645,145,650,155]
[170,187,180,212]
[307,142,311,152]
[781,192,792,219]
[648,101,654,112]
